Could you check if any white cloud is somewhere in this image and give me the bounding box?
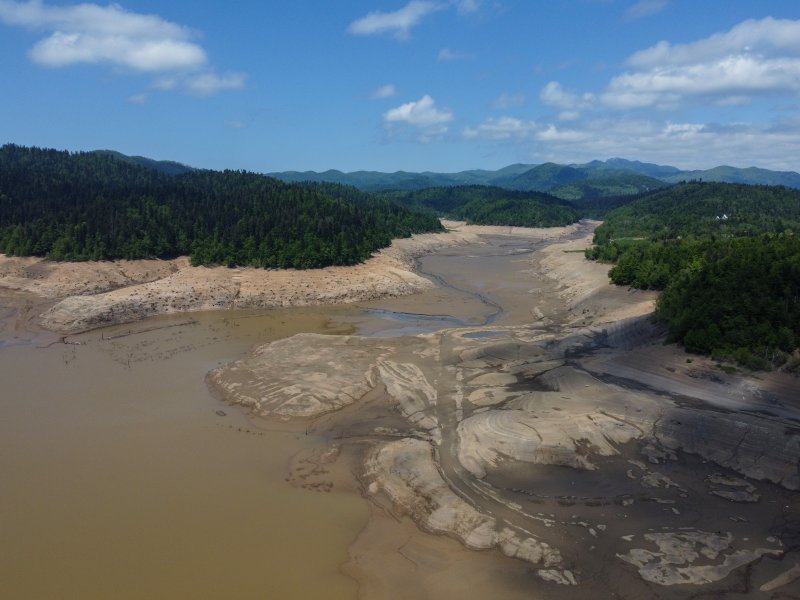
[347,1,444,39]
[370,83,397,99]
[461,19,800,170]
[0,0,244,96]
[225,120,245,129]
[624,0,668,21]
[600,17,800,109]
[627,17,800,69]
[463,117,536,140]
[540,81,595,111]
[0,0,206,71]
[476,115,800,171]
[603,55,800,109]
[437,47,473,61]
[384,94,453,140]
[535,124,591,143]
[490,92,525,109]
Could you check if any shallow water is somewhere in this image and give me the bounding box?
[0,234,560,599]
[0,308,369,600]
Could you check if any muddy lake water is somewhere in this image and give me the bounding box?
[0,236,550,599]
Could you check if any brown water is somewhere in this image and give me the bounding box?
[0,307,369,600]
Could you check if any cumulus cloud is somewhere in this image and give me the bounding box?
[370,83,397,99]
[0,0,205,70]
[535,124,591,143]
[462,18,800,170]
[0,0,244,95]
[347,1,444,39]
[539,81,595,115]
[463,116,536,140]
[384,94,453,139]
[624,0,669,21]
[603,17,800,108]
[627,17,800,69]
[482,115,800,171]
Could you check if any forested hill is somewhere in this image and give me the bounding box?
[379,186,580,227]
[0,144,443,268]
[591,182,800,244]
[585,182,800,369]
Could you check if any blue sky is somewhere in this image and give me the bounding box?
[1,1,799,173]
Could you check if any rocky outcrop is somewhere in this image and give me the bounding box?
[207,334,390,418]
[652,408,800,490]
[363,438,567,571]
[617,531,782,586]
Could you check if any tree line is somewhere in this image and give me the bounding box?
[585,182,800,369]
[379,185,580,227]
[0,144,443,269]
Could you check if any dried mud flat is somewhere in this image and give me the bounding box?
[209,227,800,599]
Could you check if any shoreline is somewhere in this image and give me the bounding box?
[0,220,589,333]
[3,221,799,598]
[206,227,800,597]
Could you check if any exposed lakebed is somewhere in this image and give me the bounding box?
[2,225,799,599]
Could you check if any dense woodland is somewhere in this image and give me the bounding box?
[380,185,580,227]
[586,182,800,368]
[0,145,443,268]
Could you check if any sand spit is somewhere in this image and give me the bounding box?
[0,221,586,332]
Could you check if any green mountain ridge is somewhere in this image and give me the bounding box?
[269,159,800,197]
[64,150,799,197]
[661,165,800,187]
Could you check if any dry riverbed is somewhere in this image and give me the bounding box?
[3,221,799,598]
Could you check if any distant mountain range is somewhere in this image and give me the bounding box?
[86,150,800,198]
[269,158,800,198]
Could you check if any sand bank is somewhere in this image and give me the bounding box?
[0,221,585,332]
